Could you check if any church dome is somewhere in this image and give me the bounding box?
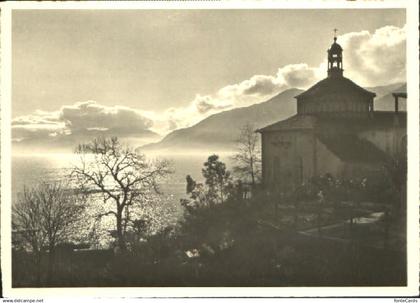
[294,31,376,119]
[295,76,376,99]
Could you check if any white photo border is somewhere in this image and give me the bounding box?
[1,0,419,298]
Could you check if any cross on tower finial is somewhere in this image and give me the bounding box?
[328,28,343,77]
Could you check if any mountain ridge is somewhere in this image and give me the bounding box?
[139,82,406,152]
[140,88,302,152]
[373,83,406,111]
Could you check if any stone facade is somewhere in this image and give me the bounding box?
[258,37,407,192]
[261,130,343,192]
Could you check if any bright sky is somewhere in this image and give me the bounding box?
[11,9,406,142]
[13,9,405,116]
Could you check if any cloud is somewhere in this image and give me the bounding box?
[12,101,156,142]
[13,25,405,141]
[217,64,318,102]
[12,110,62,128]
[160,25,405,131]
[193,95,232,114]
[338,25,406,86]
[277,64,320,89]
[160,63,321,130]
[242,75,280,96]
[12,126,64,142]
[60,101,153,134]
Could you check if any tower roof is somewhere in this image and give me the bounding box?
[329,40,343,53]
[327,30,344,78]
[295,76,376,99]
[329,29,342,53]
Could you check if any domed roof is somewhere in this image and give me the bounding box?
[329,41,343,53]
[330,42,343,52]
[295,76,376,99]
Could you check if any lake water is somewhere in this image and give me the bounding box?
[12,151,235,199]
[11,151,235,245]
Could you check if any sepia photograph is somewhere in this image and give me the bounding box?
[1,1,419,298]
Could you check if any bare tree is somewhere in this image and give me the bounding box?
[71,136,171,250]
[231,123,261,187]
[12,182,85,283]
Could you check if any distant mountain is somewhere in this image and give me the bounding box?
[13,129,160,154]
[14,82,404,154]
[366,82,405,99]
[140,88,303,152]
[140,82,406,152]
[373,83,407,111]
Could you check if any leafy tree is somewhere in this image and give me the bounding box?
[180,156,234,248]
[231,123,261,186]
[71,136,171,250]
[202,154,232,204]
[181,175,208,212]
[12,181,86,283]
[186,175,196,194]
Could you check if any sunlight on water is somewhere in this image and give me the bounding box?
[12,151,235,195]
[12,150,235,246]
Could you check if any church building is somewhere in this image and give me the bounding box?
[257,34,407,192]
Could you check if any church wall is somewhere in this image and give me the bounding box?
[358,127,407,158]
[314,138,344,177]
[314,139,381,180]
[341,162,383,179]
[297,93,372,118]
[261,129,388,193]
[262,130,315,192]
[261,130,351,192]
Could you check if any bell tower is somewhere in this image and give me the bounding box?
[327,29,343,77]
